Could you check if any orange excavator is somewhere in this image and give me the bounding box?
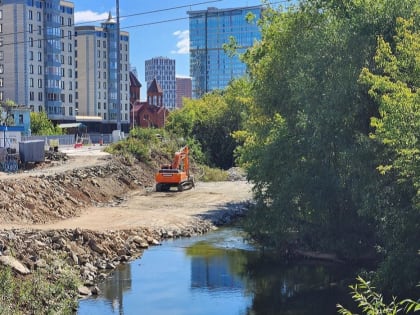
[155,146,195,192]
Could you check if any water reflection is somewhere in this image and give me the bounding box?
[78,228,356,315]
[101,264,132,313]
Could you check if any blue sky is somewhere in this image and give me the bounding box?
[72,0,264,99]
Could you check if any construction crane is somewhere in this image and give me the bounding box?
[155,146,195,192]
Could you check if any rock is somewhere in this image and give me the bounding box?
[91,286,100,295]
[78,286,92,296]
[0,256,31,275]
[88,239,105,255]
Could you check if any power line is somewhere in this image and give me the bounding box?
[0,0,222,39]
[74,0,223,26]
[0,1,288,48]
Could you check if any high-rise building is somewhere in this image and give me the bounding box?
[75,12,130,130]
[145,57,176,110]
[188,6,262,98]
[176,77,192,108]
[0,0,76,121]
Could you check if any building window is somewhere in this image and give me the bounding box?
[69,94,73,103]
[38,92,43,101]
[0,10,3,20]
[29,24,33,33]
[38,65,42,74]
[0,91,3,101]
[18,114,23,125]
[29,78,34,87]
[29,65,34,74]
[37,52,42,61]
[0,78,3,87]
[29,91,34,101]
[38,79,42,88]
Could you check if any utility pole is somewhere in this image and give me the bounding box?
[116,0,121,131]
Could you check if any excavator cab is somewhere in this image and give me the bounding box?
[155,146,195,192]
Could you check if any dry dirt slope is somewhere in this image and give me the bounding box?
[0,146,253,231]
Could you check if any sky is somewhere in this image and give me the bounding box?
[72,0,264,100]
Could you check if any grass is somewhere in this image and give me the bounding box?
[0,264,80,315]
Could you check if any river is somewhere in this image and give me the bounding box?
[77,227,357,315]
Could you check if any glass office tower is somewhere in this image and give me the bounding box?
[188,6,262,99]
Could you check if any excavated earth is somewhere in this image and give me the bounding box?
[0,147,253,296]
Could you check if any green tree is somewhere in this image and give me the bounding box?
[358,12,420,293]
[30,112,62,135]
[236,0,419,292]
[166,79,252,169]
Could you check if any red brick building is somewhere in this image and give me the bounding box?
[131,78,169,128]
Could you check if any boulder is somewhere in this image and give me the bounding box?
[0,255,31,275]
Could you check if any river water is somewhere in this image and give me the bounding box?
[78,227,357,315]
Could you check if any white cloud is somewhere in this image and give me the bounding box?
[171,30,189,55]
[75,10,109,24]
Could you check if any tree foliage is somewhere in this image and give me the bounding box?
[234,0,420,294]
[166,79,252,169]
[30,112,62,135]
[337,277,420,315]
[358,11,420,293]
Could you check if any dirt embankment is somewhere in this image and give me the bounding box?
[0,148,253,294]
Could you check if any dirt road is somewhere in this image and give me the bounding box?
[0,145,253,231]
[0,181,252,231]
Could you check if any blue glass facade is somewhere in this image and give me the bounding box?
[102,18,118,122]
[44,0,62,116]
[188,6,262,98]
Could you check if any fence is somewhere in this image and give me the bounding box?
[21,133,113,146]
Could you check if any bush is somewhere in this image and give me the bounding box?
[199,165,229,182]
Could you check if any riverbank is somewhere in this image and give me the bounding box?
[0,152,252,310]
